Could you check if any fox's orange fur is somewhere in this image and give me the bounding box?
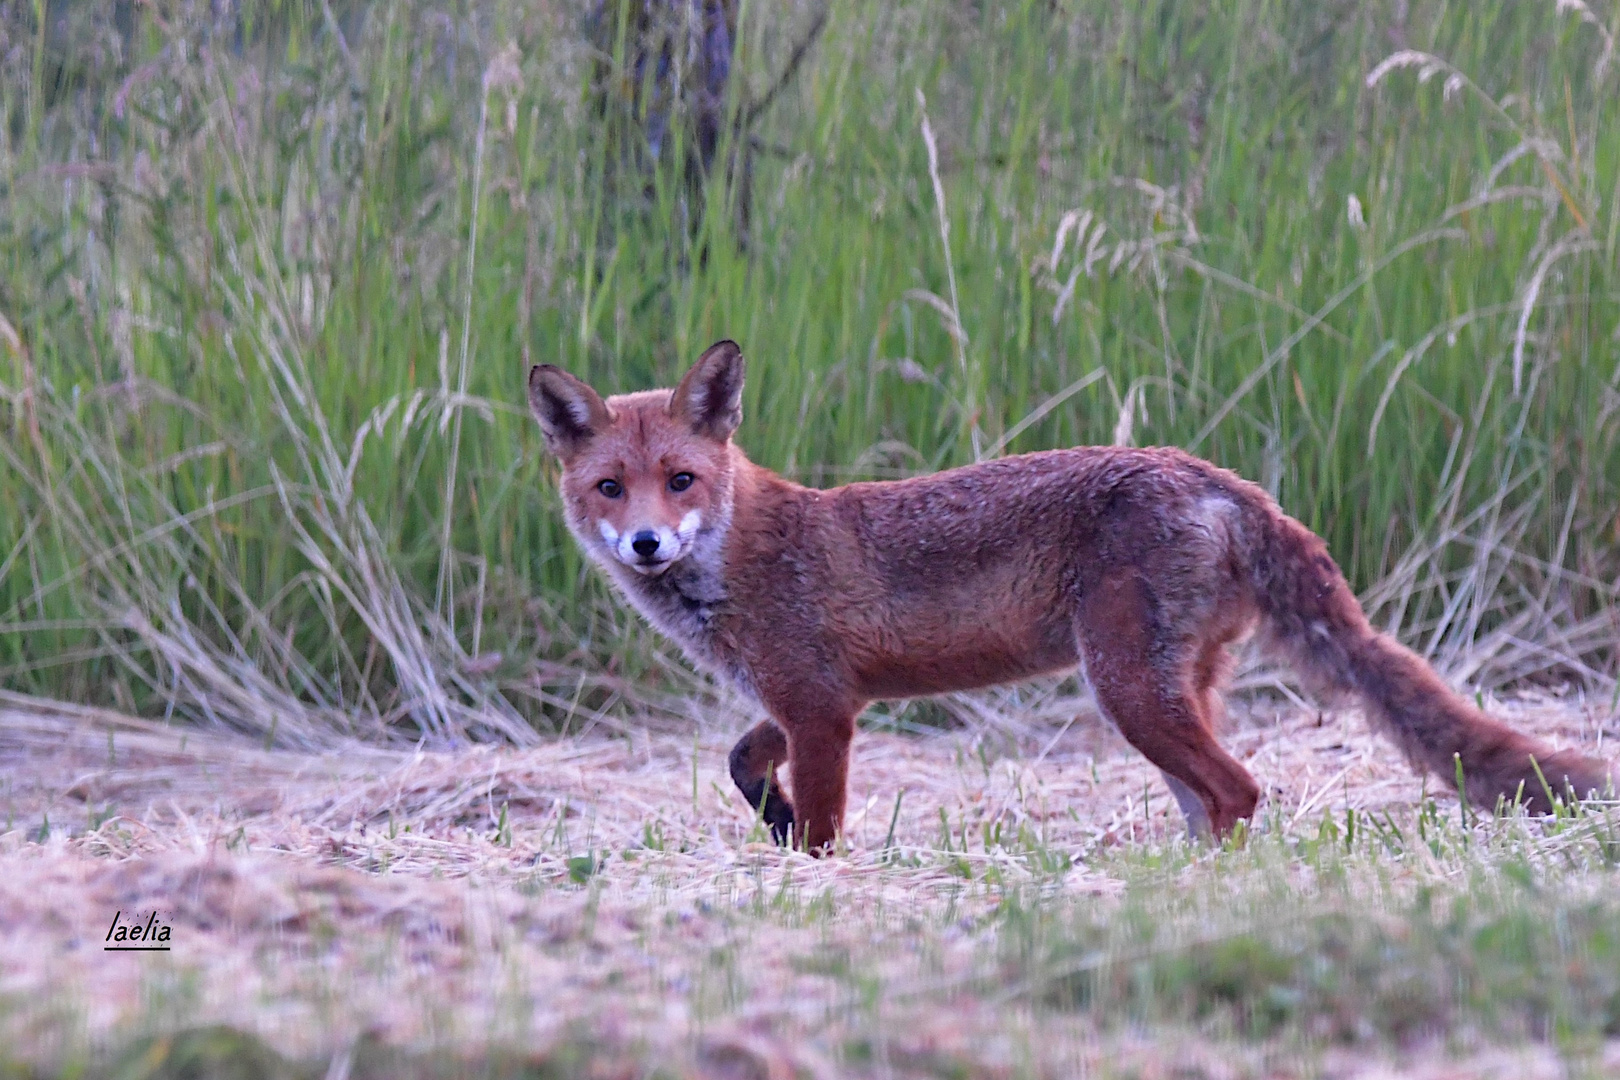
[529,340,1613,853]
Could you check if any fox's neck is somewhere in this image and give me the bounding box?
[623,545,726,621]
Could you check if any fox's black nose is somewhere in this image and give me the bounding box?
[631,531,661,558]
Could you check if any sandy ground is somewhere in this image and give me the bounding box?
[0,687,1615,1077]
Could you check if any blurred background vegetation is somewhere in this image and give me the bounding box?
[0,0,1614,744]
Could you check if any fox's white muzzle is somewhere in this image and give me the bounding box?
[598,512,703,575]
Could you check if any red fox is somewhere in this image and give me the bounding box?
[528,340,1613,852]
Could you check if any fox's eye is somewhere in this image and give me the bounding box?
[597,479,622,498]
[668,472,695,493]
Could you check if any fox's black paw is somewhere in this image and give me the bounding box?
[734,776,795,845]
[762,795,795,846]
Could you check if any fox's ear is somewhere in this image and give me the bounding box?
[528,365,610,459]
[670,340,745,441]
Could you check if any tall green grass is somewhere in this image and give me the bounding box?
[0,0,1615,741]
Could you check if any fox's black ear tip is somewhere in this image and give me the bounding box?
[529,365,576,396]
[703,339,743,362]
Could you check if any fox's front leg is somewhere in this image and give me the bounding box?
[728,720,794,844]
[780,708,857,855]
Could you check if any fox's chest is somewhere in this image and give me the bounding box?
[622,574,718,655]
[609,563,758,696]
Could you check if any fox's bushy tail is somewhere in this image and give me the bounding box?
[1246,509,1612,813]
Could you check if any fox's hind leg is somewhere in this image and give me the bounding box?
[1079,572,1261,838]
[728,720,794,844]
[1160,617,1252,838]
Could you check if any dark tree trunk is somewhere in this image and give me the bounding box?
[588,0,743,238]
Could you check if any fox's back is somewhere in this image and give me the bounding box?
[723,445,1255,699]
[825,445,1245,584]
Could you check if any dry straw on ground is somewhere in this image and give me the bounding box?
[2,686,1616,1077]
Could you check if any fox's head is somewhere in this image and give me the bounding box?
[528,340,744,578]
